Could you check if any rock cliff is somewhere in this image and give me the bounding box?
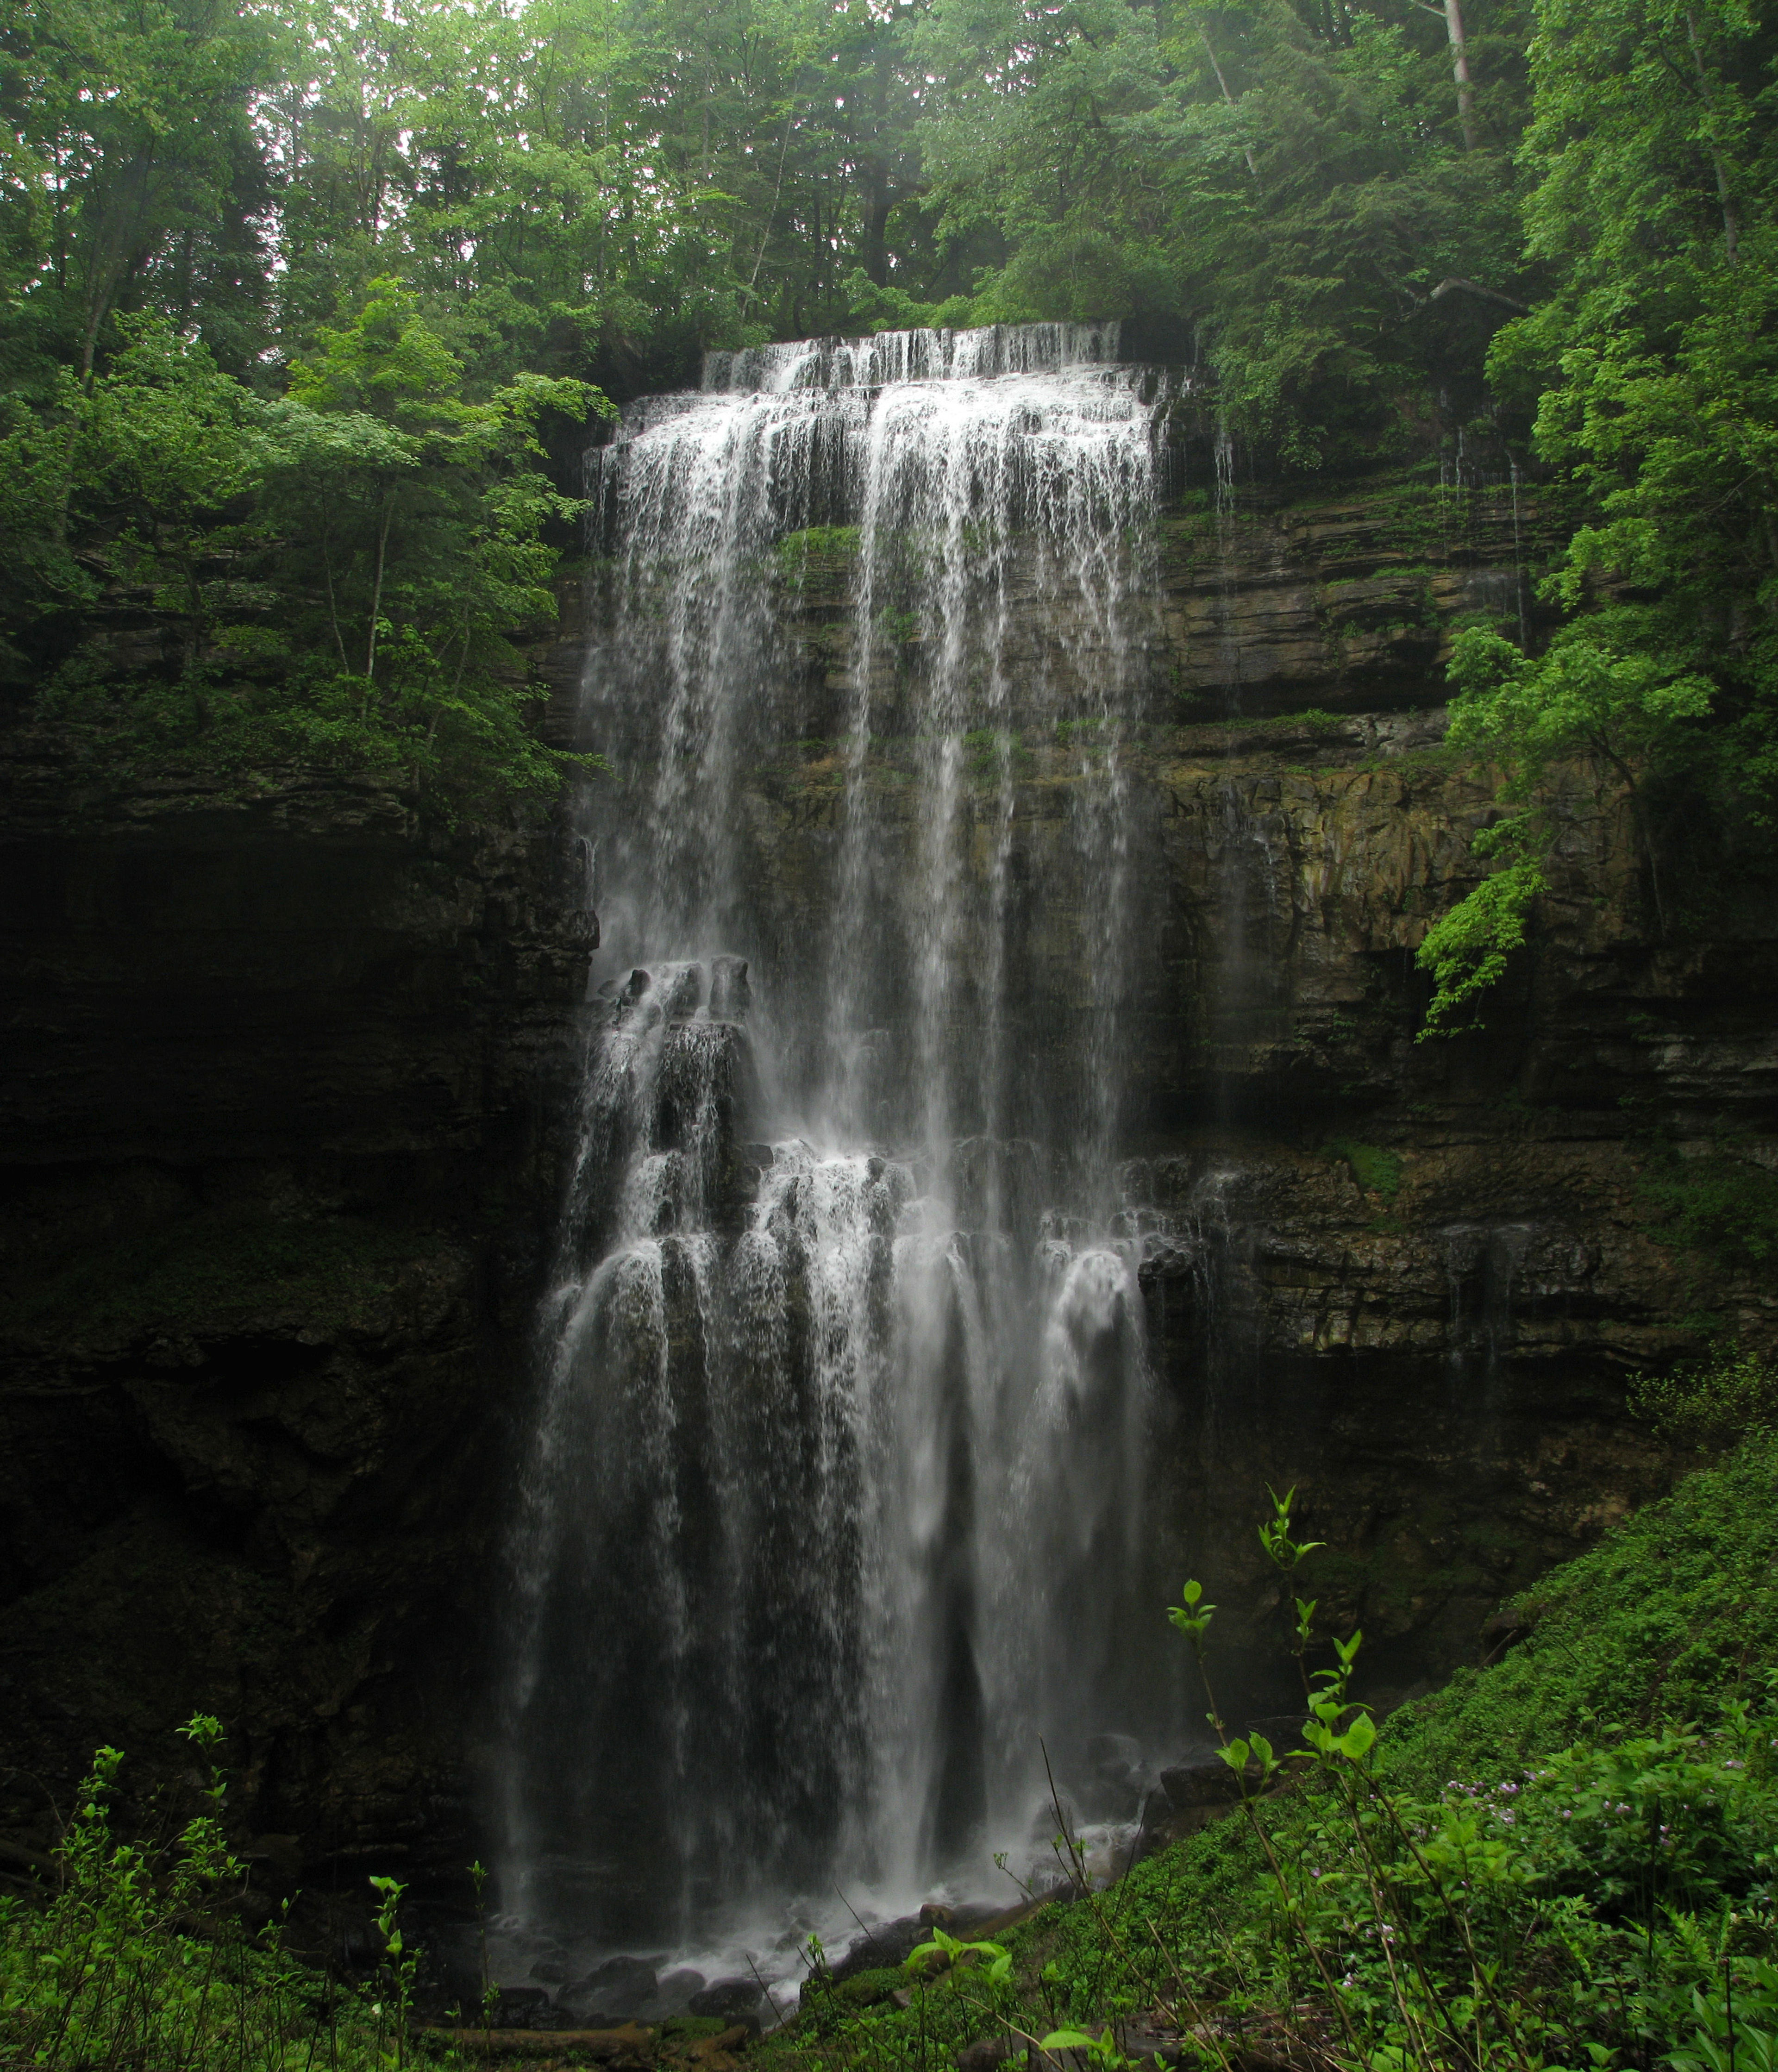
[6,459,1777,1869]
[662,467,1778,1705]
[0,743,590,1878]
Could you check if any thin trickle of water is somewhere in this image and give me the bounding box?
[1212,417,1236,520]
[1444,1223,1534,1387]
[505,324,1181,1967]
[1509,457,1532,650]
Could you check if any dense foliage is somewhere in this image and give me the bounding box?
[1408,1,1778,1026]
[0,0,1773,840]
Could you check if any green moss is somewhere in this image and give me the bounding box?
[958,726,1033,779]
[1225,707,1348,734]
[774,525,862,572]
[828,1969,904,2010]
[1638,1145,1778,1269]
[0,1209,447,1340]
[1322,1137,1403,1199]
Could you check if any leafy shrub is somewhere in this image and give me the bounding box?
[0,1719,494,2070]
[1415,846,1545,1039]
[1628,1343,1778,1448]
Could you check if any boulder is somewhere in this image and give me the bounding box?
[655,1969,707,2012]
[560,1956,661,2023]
[709,957,751,1022]
[660,964,706,1020]
[1156,1758,1242,1811]
[583,1957,662,1997]
[687,1978,763,2020]
[829,1917,928,1981]
[491,1987,558,2030]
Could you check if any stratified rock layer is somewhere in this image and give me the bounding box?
[4,460,1776,1867]
[0,750,590,1867]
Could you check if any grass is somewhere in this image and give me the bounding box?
[759,1431,1778,2072]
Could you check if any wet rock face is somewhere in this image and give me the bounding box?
[0,749,591,1859]
[673,473,1778,1703]
[1158,484,1562,719]
[5,460,1778,1870]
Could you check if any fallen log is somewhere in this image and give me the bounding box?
[413,2021,751,2066]
[413,2021,657,2060]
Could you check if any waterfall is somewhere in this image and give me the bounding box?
[503,324,1179,1976]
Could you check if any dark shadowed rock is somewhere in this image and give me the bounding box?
[492,1987,558,2029]
[660,964,705,1020]
[831,1917,931,1981]
[1087,1733,1142,1775]
[654,1968,707,2011]
[709,956,751,1021]
[688,1978,764,2018]
[558,1955,662,2022]
[1157,1758,1242,1811]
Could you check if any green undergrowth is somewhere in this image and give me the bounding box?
[1627,1344,1778,1452]
[0,1718,746,2070]
[6,1442,1774,2072]
[766,1435,1778,2072]
[0,1720,437,2071]
[0,1208,450,1341]
[1209,707,1353,736]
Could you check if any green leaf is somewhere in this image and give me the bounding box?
[1339,1713,1377,1761]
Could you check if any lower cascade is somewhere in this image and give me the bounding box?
[498,323,1193,2001]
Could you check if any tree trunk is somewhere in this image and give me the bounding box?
[1198,31,1258,179]
[363,488,395,696]
[1445,0,1478,149]
[859,170,893,287]
[1686,11,1740,263]
[746,97,798,302]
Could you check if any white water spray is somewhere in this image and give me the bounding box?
[504,325,1180,1971]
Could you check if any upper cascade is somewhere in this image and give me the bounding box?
[701,319,1127,394]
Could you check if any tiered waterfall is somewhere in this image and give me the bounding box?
[504,323,1184,1948]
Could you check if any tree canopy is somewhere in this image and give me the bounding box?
[0,0,1773,827]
